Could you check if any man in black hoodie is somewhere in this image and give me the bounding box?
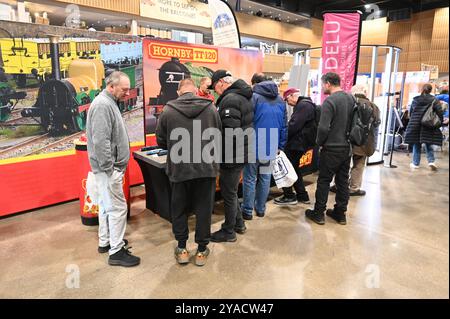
[156,78,221,266]
[208,70,254,243]
[305,72,354,226]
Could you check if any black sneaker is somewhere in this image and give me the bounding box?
[256,211,265,218]
[242,213,253,220]
[329,185,337,193]
[297,194,311,204]
[108,247,141,267]
[274,195,298,206]
[305,209,325,225]
[211,229,237,242]
[98,239,128,254]
[234,224,247,234]
[326,209,347,225]
[349,189,366,196]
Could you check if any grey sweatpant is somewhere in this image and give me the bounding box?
[95,170,127,255]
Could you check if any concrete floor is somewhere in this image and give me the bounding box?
[0,151,448,298]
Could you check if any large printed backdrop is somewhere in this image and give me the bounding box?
[142,39,263,141]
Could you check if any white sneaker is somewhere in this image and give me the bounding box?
[410,163,420,169]
[428,162,437,171]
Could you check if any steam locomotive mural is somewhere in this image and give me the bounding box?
[0,37,142,134]
[20,59,138,135]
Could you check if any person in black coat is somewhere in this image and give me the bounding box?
[404,83,444,170]
[208,70,254,243]
[274,88,316,206]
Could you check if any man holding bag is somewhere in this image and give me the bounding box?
[241,73,287,220]
[274,88,317,206]
[86,71,140,267]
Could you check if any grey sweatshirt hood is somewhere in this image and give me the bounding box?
[166,92,213,119]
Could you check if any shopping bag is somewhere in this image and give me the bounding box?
[421,100,441,129]
[271,151,298,189]
[84,171,100,215]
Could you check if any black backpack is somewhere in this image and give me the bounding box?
[347,96,376,147]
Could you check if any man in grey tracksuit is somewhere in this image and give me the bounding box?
[86,71,140,267]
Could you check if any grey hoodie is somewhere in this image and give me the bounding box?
[156,92,221,183]
[86,90,130,176]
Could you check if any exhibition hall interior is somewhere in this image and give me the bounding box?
[0,0,448,300]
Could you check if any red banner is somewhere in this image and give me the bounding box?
[321,12,361,101]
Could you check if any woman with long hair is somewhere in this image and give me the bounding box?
[404,83,444,170]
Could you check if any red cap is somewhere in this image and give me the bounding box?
[283,88,300,100]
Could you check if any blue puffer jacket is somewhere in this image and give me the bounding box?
[252,81,287,160]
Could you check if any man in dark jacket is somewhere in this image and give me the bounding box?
[241,73,287,220]
[306,72,354,226]
[274,88,316,206]
[156,78,221,266]
[208,70,254,242]
[404,83,444,170]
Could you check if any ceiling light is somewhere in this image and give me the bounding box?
[365,4,371,9]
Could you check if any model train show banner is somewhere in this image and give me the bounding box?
[142,39,263,144]
[321,11,361,101]
[208,0,241,48]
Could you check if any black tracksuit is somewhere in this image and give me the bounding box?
[216,79,254,233]
[314,91,354,214]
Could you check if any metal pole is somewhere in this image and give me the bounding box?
[367,46,384,165]
[384,47,396,168]
[387,47,401,168]
[294,51,301,65]
[370,46,378,102]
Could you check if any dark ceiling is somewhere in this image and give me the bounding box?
[244,0,449,19]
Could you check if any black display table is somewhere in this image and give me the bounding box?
[133,151,172,222]
[134,147,318,223]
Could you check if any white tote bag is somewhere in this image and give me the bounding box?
[271,151,298,189]
[84,171,100,213]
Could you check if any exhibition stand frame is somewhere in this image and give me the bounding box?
[293,45,403,166]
